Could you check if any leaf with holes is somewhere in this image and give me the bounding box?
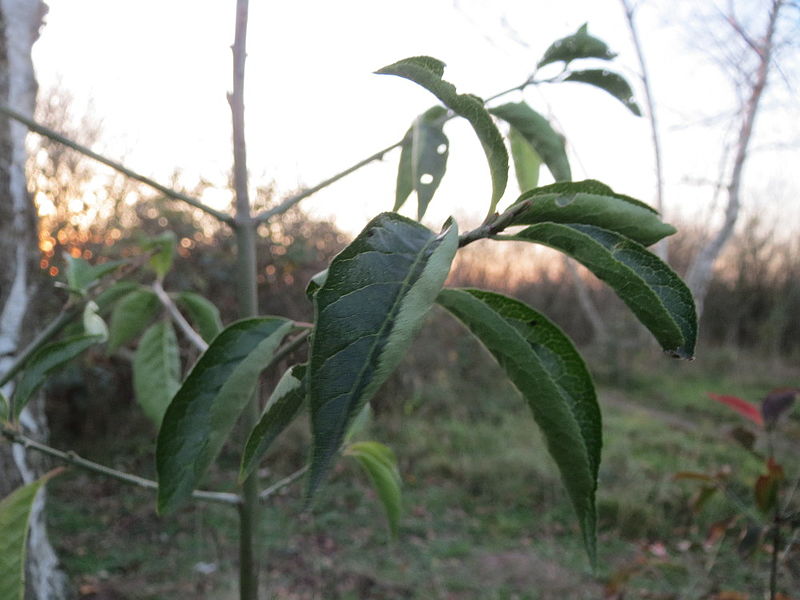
[307,213,458,498]
[0,469,62,600]
[394,106,449,219]
[240,364,307,482]
[538,23,616,68]
[107,287,161,351]
[499,223,696,358]
[436,288,600,566]
[509,127,541,192]
[346,441,402,537]
[12,334,101,419]
[174,292,223,342]
[134,320,181,427]
[506,180,674,246]
[377,57,508,213]
[565,69,641,116]
[156,317,293,513]
[490,102,571,183]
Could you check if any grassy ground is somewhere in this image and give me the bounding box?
[44,343,799,599]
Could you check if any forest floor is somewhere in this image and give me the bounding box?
[44,344,800,599]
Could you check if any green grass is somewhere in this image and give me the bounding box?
[43,346,799,598]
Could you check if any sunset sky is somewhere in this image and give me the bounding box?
[32,0,798,235]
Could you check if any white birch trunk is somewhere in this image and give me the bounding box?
[0,0,69,598]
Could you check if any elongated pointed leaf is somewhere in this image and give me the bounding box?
[394,106,449,219]
[174,292,223,342]
[13,334,101,418]
[107,288,161,351]
[65,256,125,294]
[157,317,293,513]
[565,69,641,116]
[0,470,62,600]
[507,180,674,246]
[436,288,600,565]
[509,127,541,192]
[377,57,508,212]
[501,223,696,358]
[490,102,571,182]
[240,364,307,482]
[538,23,616,68]
[134,321,181,427]
[0,392,8,422]
[308,213,458,497]
[346,441,402,537]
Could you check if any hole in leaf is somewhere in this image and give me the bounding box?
[419,173,434,185]
[555,194,576,207]
[436,144,447,155]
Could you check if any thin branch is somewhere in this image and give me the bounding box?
[458,198,531,247]
[0,104,233,224]
[254,140,403,223]
[620,0,668,260]
[259,466,308,501]
[152,280,209,352]
[1,424,241,506]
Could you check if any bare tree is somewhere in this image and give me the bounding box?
[685,0,788,319]
[0,1,69,598]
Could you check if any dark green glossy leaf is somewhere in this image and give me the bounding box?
[308,213,458,497]
[240,364,307,482]
[0,470,62,600]
[509,127,541,192]
[565,69,641,116]
[143,231,177,279]
[13,334,101,419]
[305,269,328,301]
[174,292,223,342]
[156,317,293,514]
[134,321,181,427]
[394,106,449,219]
[65,256,125,294]
[107,288,161,352]
[500,223,696,358]
[538,23,616,68]
[346,441,402,537]
[507,180,674,246]
[377,57,508,212]
[490,102,571,182]
[436,288,600,565]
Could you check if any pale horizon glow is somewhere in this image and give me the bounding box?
[32,1,799,237]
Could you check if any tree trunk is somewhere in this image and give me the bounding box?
[0,1,69,598]
[685,0,783,320]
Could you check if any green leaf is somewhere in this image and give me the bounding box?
[65,256,125,295]
[143,231,177,279]
[394,106,450,219]
[12,334,101,419]
[538,23,616,68]
[507,180,675,246]
[239,364,307,482]
[0,391,8,422]
[345,441,402,537]
[93,281,139,313]
[0,470,62,600]
[377,57,508,213]
[509,127,541,192]
[565,69,641,116]
[82,301,109,341]
[133,321,181,427]
[174,292,223,342]
[500,223,696,358]
[436,288,600,565]
[308,213,458,497]
[305,269,329,301]
[156,317,293,514]
[107,288,161,352]
[490,102,571,182]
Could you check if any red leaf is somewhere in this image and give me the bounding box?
[708,393,764,427]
